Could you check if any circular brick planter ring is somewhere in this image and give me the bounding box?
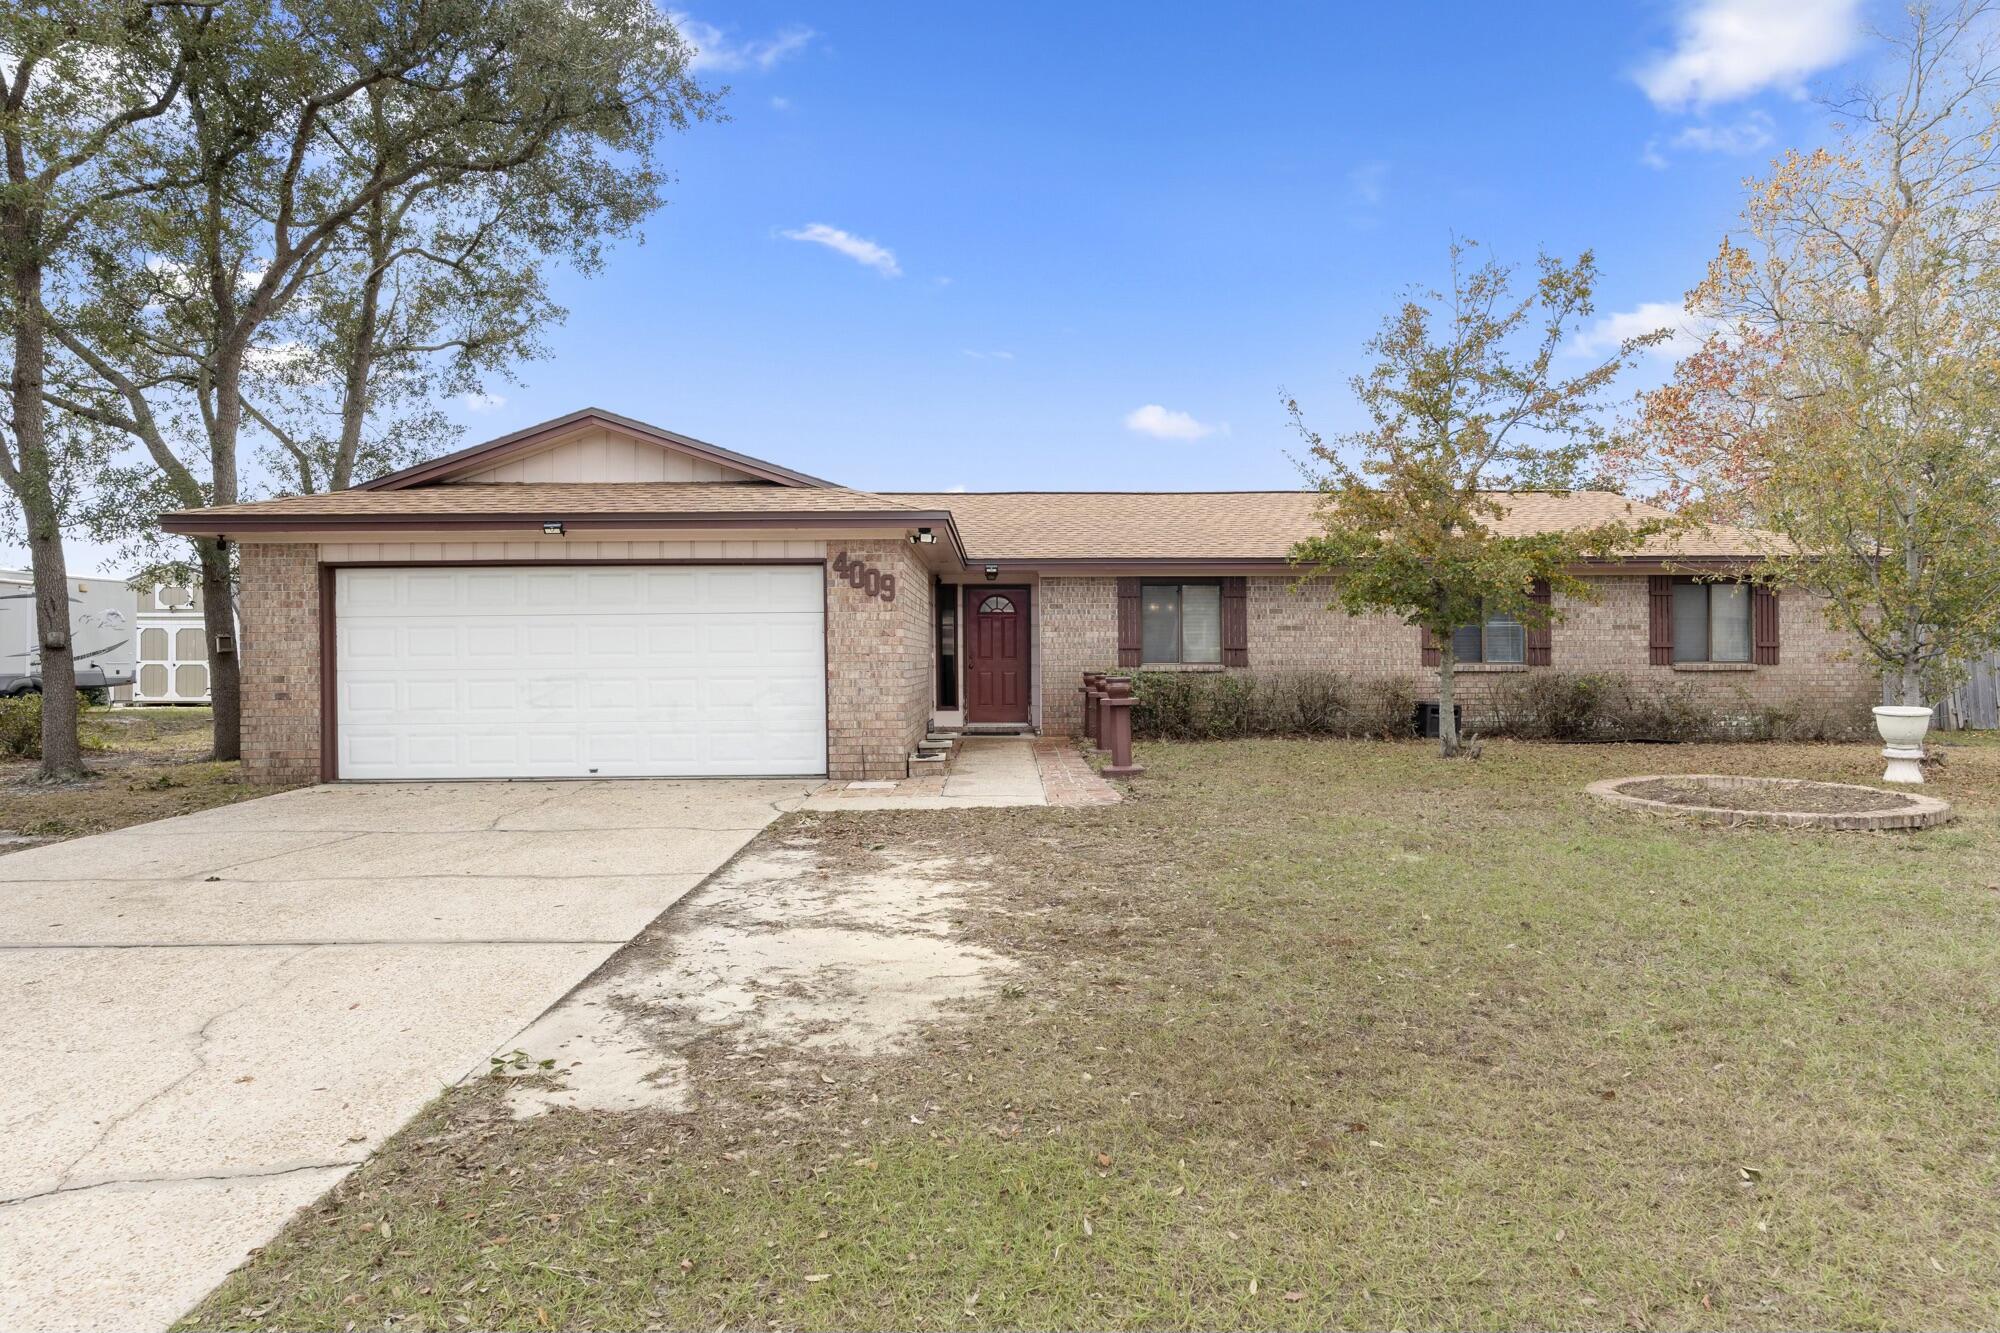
[1587,775,1954,831]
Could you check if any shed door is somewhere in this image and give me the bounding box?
[334,565,825,779]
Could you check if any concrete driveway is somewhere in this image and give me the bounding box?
[0,778,815,1332]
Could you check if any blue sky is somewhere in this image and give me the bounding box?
[40,0,1886,572]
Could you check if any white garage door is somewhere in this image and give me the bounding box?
[335,565,825,779]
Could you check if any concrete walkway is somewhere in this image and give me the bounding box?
[0,778,814,1333]
[802,735,1118,810]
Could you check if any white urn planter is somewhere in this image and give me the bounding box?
[1873,705,1934,784]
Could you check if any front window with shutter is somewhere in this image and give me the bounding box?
[1140,583,1223,664]
[1671,580,1752,663]
[1450,608,1526,664]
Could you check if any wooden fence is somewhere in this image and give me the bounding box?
[1932,651,2000,730]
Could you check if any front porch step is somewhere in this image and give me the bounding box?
[908,751,949,773]
[917,736,956,755]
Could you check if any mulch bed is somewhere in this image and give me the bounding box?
[1620,776,1920,814]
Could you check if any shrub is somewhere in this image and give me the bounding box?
[0,694,41,759]
[1487,671,1871,743]
[0,691,117,760]
[1489,671,1714,742]
[1746,695,1875,742]
[1128,668,1873,746]
[1130,670,1420,741]
[1488,672,1617,741]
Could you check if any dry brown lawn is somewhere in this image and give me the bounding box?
[186,737,2000,1331]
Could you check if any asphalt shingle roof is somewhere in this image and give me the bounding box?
[166,483,1769,560]
[884,490,1769,560]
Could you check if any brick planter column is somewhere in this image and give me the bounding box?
[1083,671,1106,748]
[1100,674,1144,777]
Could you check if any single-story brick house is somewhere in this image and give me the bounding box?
[162,407,1875,783]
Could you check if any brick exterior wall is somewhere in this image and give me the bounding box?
[1039,573,1878,732]
[1039,577,1119,733]
[824,540,935,780]
[239,542,323,784]
[234,539,935,786]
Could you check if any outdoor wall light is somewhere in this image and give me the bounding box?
[912,527,937,545]
[984,564,1000,581]
[542,521,565,536]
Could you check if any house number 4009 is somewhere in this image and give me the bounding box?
[832,550,896,603]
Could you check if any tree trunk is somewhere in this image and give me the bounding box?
[197,539,241,761]
[1437,638,1460,758]
[204,329,244,757]
[1898,658,1925,708]
[3,227,85,779]
[26,522,83,779]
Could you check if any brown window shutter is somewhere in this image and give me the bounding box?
[1647,575,1674,665]
[1752,585,1780,665]
[1116,577,1142,667]
[1526,579,1553,666]
[1419,624,1439,667]
[1221,577,1248,667]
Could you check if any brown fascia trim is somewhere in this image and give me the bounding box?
[164,508,971,563]
[352,407,839,491]
[1578,554,1772,572]
[973,554,1770,574]
[976,557,1294,575]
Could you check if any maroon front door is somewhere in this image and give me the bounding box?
[964,586,1031,723]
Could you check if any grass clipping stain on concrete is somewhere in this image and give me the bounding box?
[501,835,1017,1120]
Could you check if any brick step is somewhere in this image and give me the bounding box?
[908,751,948,773]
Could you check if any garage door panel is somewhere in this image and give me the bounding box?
[336,565,826,779]
[465,625,517,656]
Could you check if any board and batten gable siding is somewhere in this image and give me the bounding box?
[1036,573,1878,734]
[446,425,769,485]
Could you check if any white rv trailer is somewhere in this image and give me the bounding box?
[0,569,139,698]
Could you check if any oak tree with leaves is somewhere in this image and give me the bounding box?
[1,1,218,777]
[1290,241,1664,756]
[1631,0,2000,706]
[50,0,716,759]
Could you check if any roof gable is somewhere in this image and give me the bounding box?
[358,408,837,491]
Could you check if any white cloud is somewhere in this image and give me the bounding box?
[944,484,968,493]
[781,223,901,277]
[770,95,791,111]
[1671,109,1775,153]
[1571,301,1715,360]
[671,14,814,74]
[462,392,508,412]
[1124,404,1220,441]
[1636,0,1861,109]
